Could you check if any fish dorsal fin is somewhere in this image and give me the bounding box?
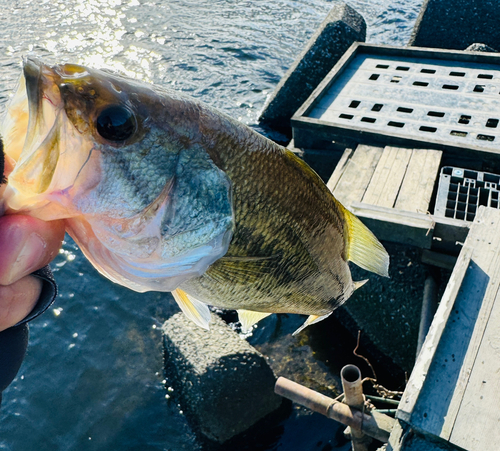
[171,288,211,330]
[237,309,272,333]
[292,312,332,336]
[341,205,389,277]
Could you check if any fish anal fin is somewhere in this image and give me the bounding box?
[341,204,390,277]
[171,288,211,330]
[292,312,332,336]
[354,279,369,290]
[238,309,272,333]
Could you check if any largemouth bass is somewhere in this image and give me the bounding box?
[2,58,389,333]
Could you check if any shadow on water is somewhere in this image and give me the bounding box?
[216,403,352,451]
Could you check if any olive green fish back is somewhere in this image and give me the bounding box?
[180,113,354,316]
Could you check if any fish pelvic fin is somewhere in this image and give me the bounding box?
[237,309,272,333]
[341,204,390,277]
[292,312,332,336]
[171,288,211,330]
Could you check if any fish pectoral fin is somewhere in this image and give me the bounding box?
[341,205,390,278]
[354,279,369,290]
[237,309,272,333]
[171,288,211,330]
[292,312,332,336]
[207,254,280,285]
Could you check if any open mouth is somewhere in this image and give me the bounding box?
[1,58,99,220]
[2,58,63,199]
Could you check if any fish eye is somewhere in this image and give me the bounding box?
[96,105,136,142]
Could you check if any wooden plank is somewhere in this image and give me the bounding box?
[349,202,434,249]
[444,209,500,449]
[397,248,473,424]
[449,283,500,449]
[326,147,353,193]
[362,146,412,208]
[397,207,500,450]
[432,216,470,255]
[330,144,383,207]
[395,149,442,213]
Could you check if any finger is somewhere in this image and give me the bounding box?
[0,215,65,285]
[0,275,42,332]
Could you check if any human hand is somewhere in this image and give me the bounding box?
[0,147,65,332]
[0,215,65,331]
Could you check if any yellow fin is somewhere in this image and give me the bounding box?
[354,279,369,290]
[341,205,389,277]
[171,288,211,330]
[292,312,332,336]
[237,309,272,333]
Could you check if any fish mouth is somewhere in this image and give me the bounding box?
[2,58,96,219]
[2,58,62,204]
[22,58,62,158]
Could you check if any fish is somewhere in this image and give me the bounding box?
[1,58,389,334]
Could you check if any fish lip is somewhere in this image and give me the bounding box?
[24,57,62,103]
[4,58,66,206]
[23,58,43,141]
[20,58,63,150]
[23,57,42,97]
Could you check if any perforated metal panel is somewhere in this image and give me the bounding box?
[293,44,500,156]
[435,167,500,222]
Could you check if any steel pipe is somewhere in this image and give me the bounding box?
[275,376,394,443]
[417,271,439,356]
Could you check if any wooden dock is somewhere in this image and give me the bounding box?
[284,43,500,448]
[325,143,468,256]
[317,144,500,449]
[388,206,500,450]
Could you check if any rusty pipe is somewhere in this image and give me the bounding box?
[341,365,370,451]
[275,376,394,443]
[341,364,364,409]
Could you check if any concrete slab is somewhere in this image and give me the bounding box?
[387,420,459,451]
[466,43,497,52]
[409,0,500,51]
[162,313,282,443]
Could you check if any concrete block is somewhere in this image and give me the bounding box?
[466,42,498,52]
[162,313,282,443]
[409,0,500,51]
[258,2,366,135]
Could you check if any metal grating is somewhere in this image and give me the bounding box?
[300,46,500,153]
[435,167,500,222]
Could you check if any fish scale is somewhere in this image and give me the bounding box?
[180,126,354,315]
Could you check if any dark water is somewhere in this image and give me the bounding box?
[0,1,422,450]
